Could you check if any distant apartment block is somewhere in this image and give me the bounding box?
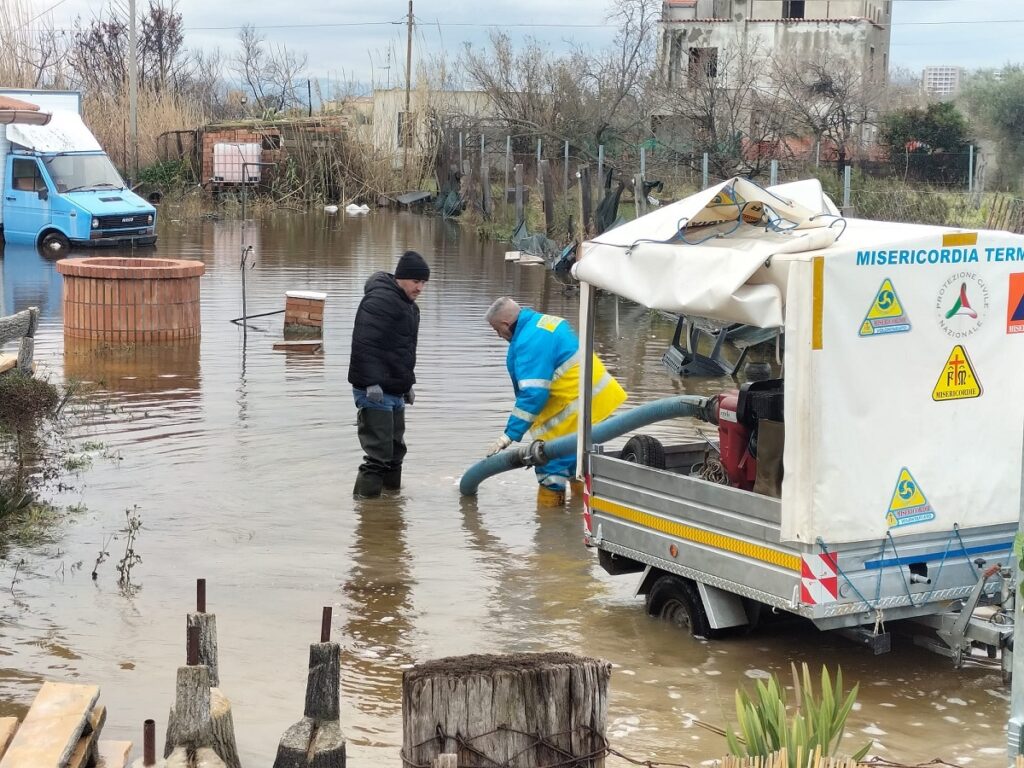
[922,66,963,99]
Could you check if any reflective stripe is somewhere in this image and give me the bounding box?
[530,372,615,438]
[552,352,580,381]
[532,400,579,438]
[519,378,552,390]
[511,407,538,422]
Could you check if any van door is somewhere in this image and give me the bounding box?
[5,157,52,242]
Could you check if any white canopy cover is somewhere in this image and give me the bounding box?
[573,177,842,328]
[6,108,101,153]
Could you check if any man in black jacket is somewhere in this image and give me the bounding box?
[348,251,430,497]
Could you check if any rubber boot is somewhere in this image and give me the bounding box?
[353,469,384,498]
[537,485,566,507]
[382,466,402,491]
[569,479,584,499]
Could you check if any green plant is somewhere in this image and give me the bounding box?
[725,663,871,768]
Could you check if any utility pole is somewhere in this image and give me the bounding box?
[128,0,139,185]
[403,0,413,186]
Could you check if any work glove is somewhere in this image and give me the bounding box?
[487,434,513,456]
[366,384,384,404]
[404,387,415,405]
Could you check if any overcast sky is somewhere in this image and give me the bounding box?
[35,0,1021,89]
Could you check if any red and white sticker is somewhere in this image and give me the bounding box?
[800,553,839,605]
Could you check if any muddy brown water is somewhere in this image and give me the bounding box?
[0,213,1009,766]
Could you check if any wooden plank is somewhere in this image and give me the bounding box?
[0,718,18,760]
[95,740,132,768]
[0,682,99,768]
[67,705,106,768]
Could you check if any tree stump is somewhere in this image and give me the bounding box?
[165,666,213,756]
[187,613,219,687]
[402,652,611,768]
[272,641,345,768]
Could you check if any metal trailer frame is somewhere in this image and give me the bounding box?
[574,282,1015,666]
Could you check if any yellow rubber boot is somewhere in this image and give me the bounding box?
[537,485,566,507]
[569,479,584,499]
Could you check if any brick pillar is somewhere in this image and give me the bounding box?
[284,291,327,335]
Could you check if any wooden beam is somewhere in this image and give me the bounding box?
[0,683,99,768]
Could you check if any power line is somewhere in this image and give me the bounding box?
[13,0,74,34]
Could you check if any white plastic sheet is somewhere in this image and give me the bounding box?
[6,109,101,153]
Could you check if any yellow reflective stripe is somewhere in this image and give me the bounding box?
[532,401,579,437]
[511,407,537,422]
[553,352,580,380]
[519,378,551,389]
[590,496,801,572]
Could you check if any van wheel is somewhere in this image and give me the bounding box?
[621,434,666,469]
[645,574,714,638]
[40,231,70,255]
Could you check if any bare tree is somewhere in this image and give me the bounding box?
[655,34,790,179]
[0,0,69,88]
[772,50,879,173]
[232,24,308,115]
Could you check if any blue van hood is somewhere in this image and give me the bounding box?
[66,188,154,215]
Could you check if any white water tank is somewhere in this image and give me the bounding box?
[213,142,262,184]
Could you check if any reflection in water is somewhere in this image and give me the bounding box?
[341,496,413,731]
[0,212,1008,767]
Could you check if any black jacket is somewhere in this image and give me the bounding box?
[348,272,420,395]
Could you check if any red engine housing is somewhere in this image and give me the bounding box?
[714,390,757,490]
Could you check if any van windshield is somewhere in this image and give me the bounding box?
[43,154,125,193]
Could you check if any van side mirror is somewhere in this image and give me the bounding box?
[37,188,48,201]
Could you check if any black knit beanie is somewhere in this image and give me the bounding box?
[395,250,430,281]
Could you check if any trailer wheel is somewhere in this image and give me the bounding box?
[39,231,70,255]
[621,434,666,469]
[645,574,713,639]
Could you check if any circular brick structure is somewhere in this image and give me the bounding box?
[56,257,205,342]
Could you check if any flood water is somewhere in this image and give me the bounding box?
[0,212,1010,766]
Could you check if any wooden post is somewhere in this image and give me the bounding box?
[482,162,492,220]
[432,755,458,768]
[540,159,556,238]
[514,163,525,229]
[273,610,346,768]
[192,585,241,768]
[402,652,611,768]
[563,140,569,198]
[164,665,215,758]
[504,135,511,204]
[579,165,592,240]
[633,174,647,219]
[460,159,479,215]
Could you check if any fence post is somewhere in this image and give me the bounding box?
[702,152,709,189]
[843,165,852,211]
[815,140,820,168]
[579,165,592,240]
[514,163,525,229]
[563,140,570,198]
[536,137,542,169]
[640,146,646,180]
[770,159,778,187]
[540,159,556,238]
[968,145,975,193]
[459,132,464,171]
[597,145,605,189]
[505,135,511,203]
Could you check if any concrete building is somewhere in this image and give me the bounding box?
[328,88,496,167]
[922,66,963,99]
[660,0,892,87]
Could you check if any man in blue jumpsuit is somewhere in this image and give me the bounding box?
[485,296,627,506]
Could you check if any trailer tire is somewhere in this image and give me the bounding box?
[39,231,70,255]
[645,574,714,639]
[621,434,666,469]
